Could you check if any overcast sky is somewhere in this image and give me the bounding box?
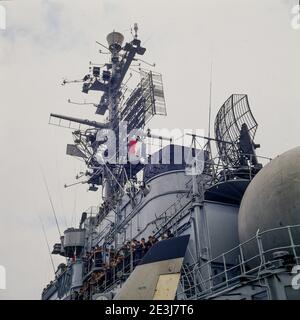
[0,0,299,299]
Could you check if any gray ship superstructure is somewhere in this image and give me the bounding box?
[42,26,300,300]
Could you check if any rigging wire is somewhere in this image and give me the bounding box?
[55,152,68,229]
[72,186,78,227]
[38,215,56,275]
[40,166,62,238]
[32,189,56,276]
[208,61,213,139]
[71,161,79,227]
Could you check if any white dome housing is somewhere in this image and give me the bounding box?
[238,146,300,258]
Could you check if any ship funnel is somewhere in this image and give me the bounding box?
[106,31,124,52]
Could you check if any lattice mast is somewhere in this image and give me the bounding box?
[49,25,167,200]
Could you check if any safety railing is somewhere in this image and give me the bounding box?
[179,224,300,300]
[151,192,192,237]
[206,154,272,185]
[79,247,147,300]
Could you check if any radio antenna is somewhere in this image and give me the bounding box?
[208,61,213,139]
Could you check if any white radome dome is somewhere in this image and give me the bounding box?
[238,146,300,258]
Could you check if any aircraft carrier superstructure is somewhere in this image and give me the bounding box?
[42,26,300,300]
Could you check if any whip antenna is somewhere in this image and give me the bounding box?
[40,167,62,238]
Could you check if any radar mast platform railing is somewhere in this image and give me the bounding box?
[178,224,300,300]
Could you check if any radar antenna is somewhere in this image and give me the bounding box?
[49,25,167,201]
[214,94,261,169]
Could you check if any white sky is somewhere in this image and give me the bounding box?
[0,0,299,299]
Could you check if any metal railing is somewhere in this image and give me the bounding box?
[179,224,300,300]
[151,192,192,237]
[150,153,272,238]
[205,153,272,186]
[80,248,146,300]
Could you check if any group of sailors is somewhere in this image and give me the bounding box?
[72,230,174,300]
